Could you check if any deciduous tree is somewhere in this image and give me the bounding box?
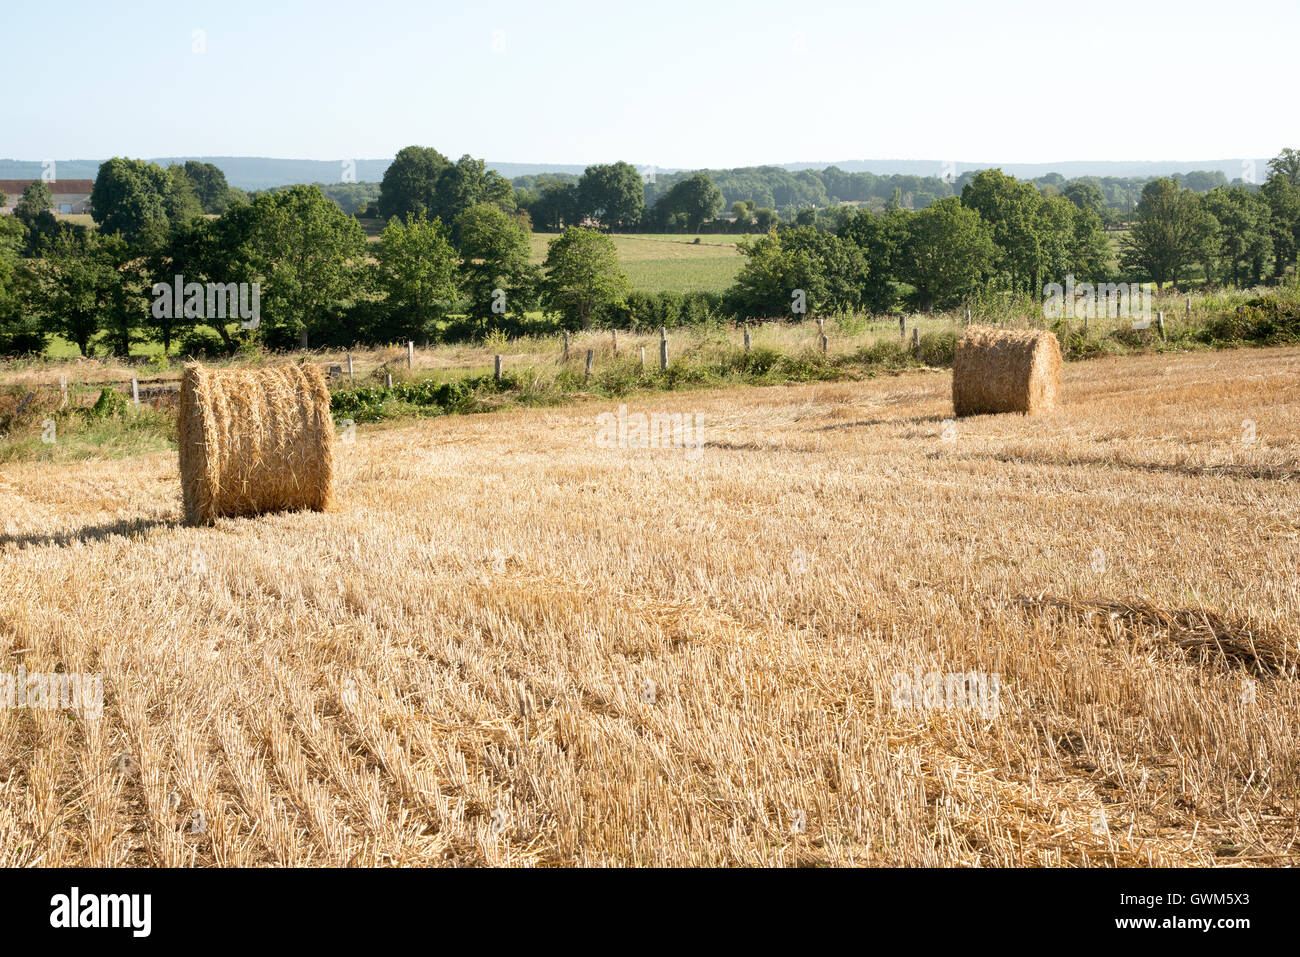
[541,227,629,328]
[902,198,996,310]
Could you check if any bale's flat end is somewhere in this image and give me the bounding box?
[178,362,335,524]
[952,326,1061,417]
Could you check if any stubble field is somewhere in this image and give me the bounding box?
[1,345,1297,866]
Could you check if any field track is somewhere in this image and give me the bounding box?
[1,346,1298,866]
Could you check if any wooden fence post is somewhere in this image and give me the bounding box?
[912,327,919,353]
[347,353,354,381]
[407,340,414,370]
[1156,311,1165,339]
[899,315,906,340]
[743,325,751,353]
[659,328,668,371]
[820,333,828,354]
[964,308,971,325]
[131,378,139,407]
[563,330,570,361]
[585,348,595,383]
[640,345,646,370]
[612,329,618,355]
[494,354,502,383]
[385,373,393,389]
[60,376,68,410]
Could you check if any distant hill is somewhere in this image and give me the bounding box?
[0,156,1274,191]
[782,158,1271,181]
[0,157,604,190]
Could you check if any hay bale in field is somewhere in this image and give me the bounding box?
[179,362,335,525]
[952,326,1061,417]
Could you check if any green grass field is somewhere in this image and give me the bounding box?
[53,213,97,229]
[362,219,742,293]
[528,232,743,294]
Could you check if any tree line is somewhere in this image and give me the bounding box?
[490,163,1244,232]
[0,148,1296,356]
[723,153,1299,317]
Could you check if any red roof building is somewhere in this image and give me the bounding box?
[0,179,95,215]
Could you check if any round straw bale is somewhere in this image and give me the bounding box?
[952,326,1061,417]
[179,363,335,525]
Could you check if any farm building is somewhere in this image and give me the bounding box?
[0,178,95,215]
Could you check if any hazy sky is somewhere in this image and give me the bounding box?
[5,0,1295,167]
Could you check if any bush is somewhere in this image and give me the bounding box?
[854,339,914,369]
[917,330,958,366]
[0,314,47,356]
[1199,297,1300,345]
[624,291,723,331]
[178,328,230,359]
[327,299,393,347]
[718,345,782,377]
[329,374,504,423]
[86,387,129,419]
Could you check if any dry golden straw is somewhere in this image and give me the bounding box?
[178,362,335,524]
[952,325,1061,416]
[1,345,1298,866]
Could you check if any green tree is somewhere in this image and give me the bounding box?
[541,227,629,329]
[839,207,909,312]
[1267,148,1300,187]
[779,227,867,312]
[433,155,514,233]
[655,173,724,231]
[183,161,232,213]
[528,182,580,231]
[731,200,755,229]
[165,164,204,225]
[13,182,61,255]
[1263,156,1300,277]
[157,203,265,354]
[728,230,813,318]
[1035,196,1075,290]
[96,234,149,356]
[1203,187,1273,286]
[375,213,459,342]
[901,198,996,310]
[14,181,53,219]
[90,157,174,245]
[455,202,534,329]
[377,145,452,222]
[961,169,1044,295]
[0,214,45,354]
[1062,180,1105,216]
[22,232,136,356]
[577,162,645,230]
[1121,178,1217,291]
[726,227,865,318]
[1069,203,1112,283]
[246,185,369,348]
